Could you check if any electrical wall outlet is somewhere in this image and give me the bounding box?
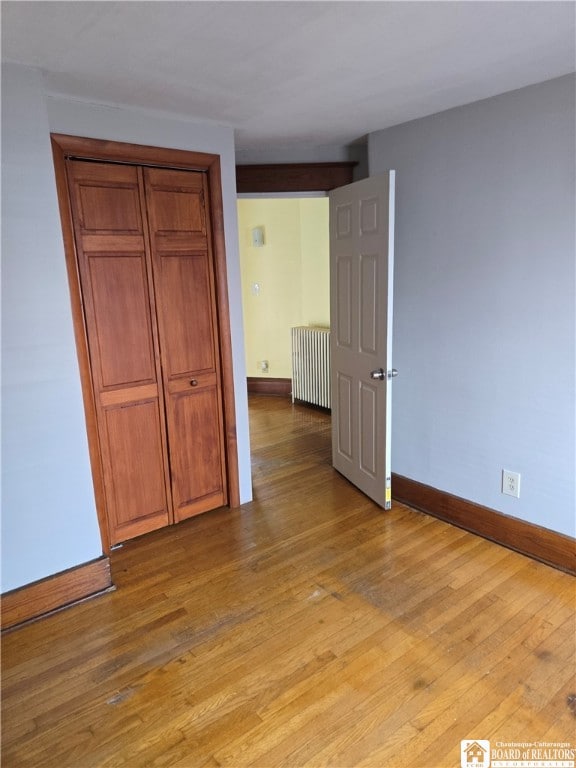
[259,360,269,374]
[502,469,521,498]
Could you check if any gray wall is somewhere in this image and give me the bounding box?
[369,74,575,537]
[1,63,252,592]
[1,65,102,591]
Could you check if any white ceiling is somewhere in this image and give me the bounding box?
[2,1,575,150]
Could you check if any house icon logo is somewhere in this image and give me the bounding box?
[461,740,490,768]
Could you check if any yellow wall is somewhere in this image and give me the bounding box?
[300,198,330,326]
[238,197,329,378]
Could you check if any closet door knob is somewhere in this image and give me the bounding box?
[190,379,198,387]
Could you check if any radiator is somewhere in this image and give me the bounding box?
[291,326,331,409]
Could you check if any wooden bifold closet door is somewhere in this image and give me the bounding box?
[67,159,227,545]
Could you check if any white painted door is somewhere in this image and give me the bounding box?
[329,171,395,509]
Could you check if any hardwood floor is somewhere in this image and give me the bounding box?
[2,395,575,767]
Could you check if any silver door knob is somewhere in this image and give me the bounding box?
[370,368,398,380]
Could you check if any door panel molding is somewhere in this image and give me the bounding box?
[359,382,377,478]
[336,373,353,460]
[51,134,240,552]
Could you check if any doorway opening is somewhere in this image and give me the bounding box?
[237,193,329,399]
[234,162,357,484]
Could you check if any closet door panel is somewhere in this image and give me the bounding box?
[104,399,168,538]
[77,184,141,232]
[144,167,227,521]
[152,189,205,233]
[156,254,215,375]
[67,160,172,543]
[88,255,156,387]
[168,388,226,520]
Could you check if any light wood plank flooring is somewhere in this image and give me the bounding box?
[2,395,575,767]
